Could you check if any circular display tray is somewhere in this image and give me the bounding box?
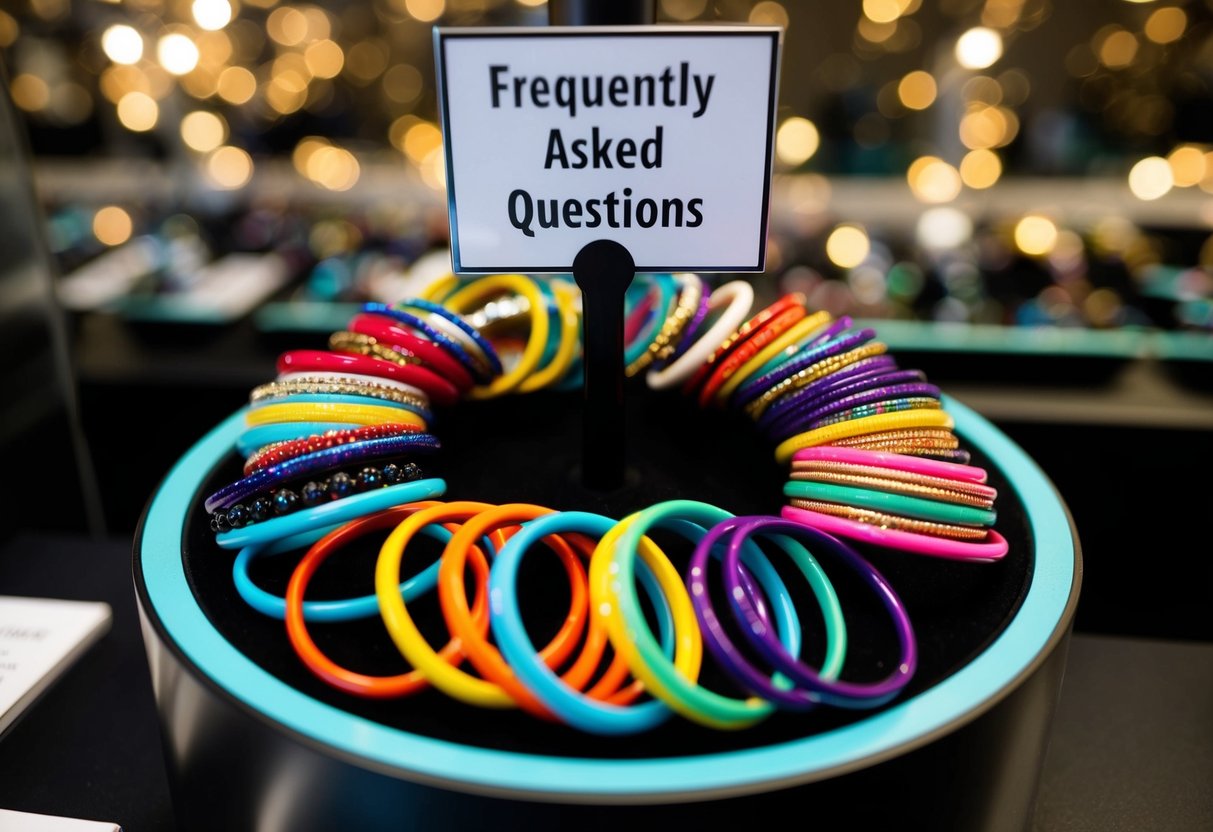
[135,392,1079,830]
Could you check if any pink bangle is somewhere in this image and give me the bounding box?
[791,446,989,483]
[780,505,1009,562]
[277,350,459,407]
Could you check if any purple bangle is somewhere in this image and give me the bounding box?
[654,276,711,370]
[761,363,917,436]
[732,328,877,408]
[687,518,820,709]
[362,302,492,384]
[802,316,853,349]
[807,396,941,430]
[768,382,940,439]
[723,516,917,707]
[204,432,440,512]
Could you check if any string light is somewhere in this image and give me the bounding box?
[955,27,1002,70]
[101,25,143,65]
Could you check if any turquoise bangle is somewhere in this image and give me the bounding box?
[783,480,997,526]
[623,274,678,366]
[610,501,803,728]
[214,478,447,550]
[248,393,433,424]
[490,511,677,735]
[236,422,361,458]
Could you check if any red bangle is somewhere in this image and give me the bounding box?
[682,294,806,396]
[347,314,475,393]
[243,423,425,476]
[696,304,808,407]
[277,350,460,407]
[283,502,494,699]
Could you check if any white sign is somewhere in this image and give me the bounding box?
[435,26,781,273]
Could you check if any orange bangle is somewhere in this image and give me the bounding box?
[439,503,601,719]
[696,303,808,408]
[284,502,495,699]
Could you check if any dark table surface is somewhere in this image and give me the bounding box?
[0,533,1210,832]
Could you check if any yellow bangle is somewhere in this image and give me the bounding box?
[715,310,832,404]
[518,280,580,392]
[589,515,706,723]
[419,274,460,303]
[375,501,517,709]
[773,409,955,464]
[244,401,426,429]
[443,275,550,399]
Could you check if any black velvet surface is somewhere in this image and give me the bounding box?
[176,386,1033,759]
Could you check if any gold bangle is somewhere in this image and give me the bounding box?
[788,470,995,509]
[626,275,703,377]
[791,460,998,502]
[787,499,990,541]
[250,379,430,410]
[831,428,960,453]
[773,409,954,464]
[744,342,889,420]
[328,331,418,367]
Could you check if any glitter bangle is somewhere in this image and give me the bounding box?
[363,302,492,384]
[773,409,955,464]
[696,302,808,407]
[244,400,427,430]
[782,480,997,526]
[789,470,995,508]
[791,446,990,483]
[328,331,419,368]
[782,505,1010,562]
[250,379,430,411]
[806,396,942,430]
[717,310,832,403]
[243,423,424,475]
[442,275,551,399]
[347,314,477,391]
[787,500,991,540]
[394,297,503,376]
[736,329,880,412]
[761,365,923,437]
[646,280,755,391]
[625,274,702,377]
[654,274,711,370]
[277,350,459,406]
[682,294,806,397]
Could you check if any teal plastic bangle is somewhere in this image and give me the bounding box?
[490,511,677,735]
[214,478,447,549]
[783,480,997,526]
[236,422,361,458]
[610,500,803,729]
[623,274,678,366]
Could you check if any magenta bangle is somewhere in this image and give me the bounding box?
[763,369,930,438]
[782,505,1009,562]
[723,516,917,707]
[204,432,440,512]
[733,328,878,408]
[791,446,990,483]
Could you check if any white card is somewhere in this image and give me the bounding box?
[0,809,121,831]
[0,596,112,737]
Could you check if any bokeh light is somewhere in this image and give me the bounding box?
[898,70,936,110]
[116,91,158,131]
[158,33,201,76]
[955,27,1003,70]
[1015,215,1059,256]
[192,0,233,31]
[102,25,144,65]
[960,149,1002,189]
[206,145,254,189]
[826,224,871,269]
[181,111,228,153]
[907,156,962,204]
[93,206,133,246]
[775,117,820,166]
[1128,156,1174,201]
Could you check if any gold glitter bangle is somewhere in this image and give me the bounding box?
[831,428,960,451]
[791,460,998,501]
[787,499,990,541]
[250,380,429,410]
[809,397,942,428]
[788,470,995,508]
[625,275,703,377]
[774,409,954,464]
[744,342,889,420]
[328,331,418,367]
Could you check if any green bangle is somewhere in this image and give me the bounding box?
[611,500,808,729]
[783,480,997,526]
[623,273,678,367]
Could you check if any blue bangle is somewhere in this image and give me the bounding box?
[235,524,500,622]
[489,511,677,735]
[249,393,434,425]
[623,274,678,367]
[363,302,491,384]
[236,422,361,458]
[394,297,503,376]
[214,478,447,549]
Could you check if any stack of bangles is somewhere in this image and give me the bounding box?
[202,272,1007,734]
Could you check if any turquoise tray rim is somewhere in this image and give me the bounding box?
[137,395,1078,802]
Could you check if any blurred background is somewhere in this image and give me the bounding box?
[1,0,1210,638]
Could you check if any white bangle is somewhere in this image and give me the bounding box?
[645,280,755,390]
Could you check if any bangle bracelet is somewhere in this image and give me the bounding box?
[595,500,803,729]
[792,446,990,483]
[783,480,997,526]
[806,397,941,430]
[623,287,656,346]
[782,505,1009,562]
[244,400,428,430]
[490,511,679,735]
[762,368,927,438]
[206,431,437,512]
[215,477,447,550]
[697,302,808,407]
[624,274,679,368]
[687,516,847,709]
[394,297,503,376]
[328,331,419,368]
[248,393,432,425]
[363,302,492,384]
[375,501,585,710]
[723,516,916,707]
[787,500,991,540]
[746,343,892,421]
[277,351,459,406]
[737,331,881,413]
[251,379,431,412]
[646,281,755,390]
[243,423,424,475]
[773,409,955,464]
[347,314,476,392]
[285,503,492,698]
[442,275,550,399]
[625,274,701,377]
[237,421,361,458]
[829,427,964,460]
[654,274,711,370]
[789,470,995,508]
[683,294,805,397]
[275,370,431,402]
[519,281,580,392]
[739,314,855,388]
[717,310,832,403]
[441,504,622,719]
